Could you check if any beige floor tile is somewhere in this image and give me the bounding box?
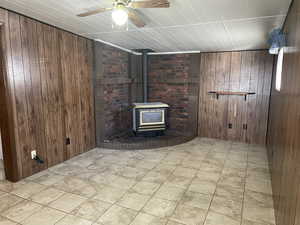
[243,203,275,225]
[30,187,65,205]
[170,204,207,225]
[222,167,247,178]
[161,156,183,166]
[11,182,46,199]
[167,220,185,225]
[72,199,111,222]
[0,194,23,213]
[143,197,177,218]
[180,191,212,210]
[246,179,272,195]
[224,161,247,170]
[26,170,51,181]
[196,171,221,183]
[244,190,274,208]
[0,191,6,198]
[93,185,127,203]
[218,176,245,189]
[118,192,150,211]
[56,215,92,225]
[98,205,137,225]
[130,212,167,225]
[204,211,240,225]
[142,171,170,184]
[0,216,18,225]
[181,159,202,169]
[243,191,275,225]
[172,167,197,178]
[135,161,158,170]
[32,173,64,186]
[203,157,226,167]
[71,181,104,198]
[90,173,119,185]
[199,163,223,174]
[49,163,83,176]
[66,155,96,168]
[75,170,101,180]
[1,200,42,223]
[246,171,271,182]
[210,195,242,218]
[165,175,193,189]
[215,184,244,202]
[188,178,217,195]
[153,164,177,175]
[118,166,148,180]
[53,176,93,194]
[155,185,185,202]
[131,181,161,196]
[21,207,66,225]
[110,176,137,190]
[49,193,86,213]
[0,180,27,193]
[242,219,274,225]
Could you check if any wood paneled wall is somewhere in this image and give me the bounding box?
[267,0,300,224]
[198,51,274,145]
[0,8,95,181]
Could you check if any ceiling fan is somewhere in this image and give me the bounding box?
[77,0,170,28]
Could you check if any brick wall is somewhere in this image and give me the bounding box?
[94,43,143,143]
[148,54,200,136]
[102,45,131,139]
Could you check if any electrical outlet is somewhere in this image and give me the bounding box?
[31,150,37,160]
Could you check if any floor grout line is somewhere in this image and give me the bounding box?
[202,141,231,225]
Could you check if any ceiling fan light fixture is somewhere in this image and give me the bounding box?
[112,5,128,26]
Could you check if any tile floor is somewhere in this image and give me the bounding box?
[0,138,275,225]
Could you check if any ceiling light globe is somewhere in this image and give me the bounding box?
[112,8,128,26]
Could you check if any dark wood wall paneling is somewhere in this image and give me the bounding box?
[198,51,274,145]
[267,0,300,224]
[0,9,95,181]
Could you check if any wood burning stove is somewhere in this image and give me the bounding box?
[133,102,169,133]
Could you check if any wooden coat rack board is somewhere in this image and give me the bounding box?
[208,91,256,101]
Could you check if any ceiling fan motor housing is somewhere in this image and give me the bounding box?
[114,0,130,8]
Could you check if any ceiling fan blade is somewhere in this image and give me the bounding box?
[130,0,170,8]
[128,10,146,28]
[77,8,112,17]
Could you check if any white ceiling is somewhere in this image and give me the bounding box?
[0,0,291,52]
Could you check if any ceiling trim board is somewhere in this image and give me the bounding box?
[200,48,269,54]
[95,39,201,55]
[95,39,142,55]
[148,51,201,55]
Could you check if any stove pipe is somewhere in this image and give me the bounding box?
[142,50,148,103]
